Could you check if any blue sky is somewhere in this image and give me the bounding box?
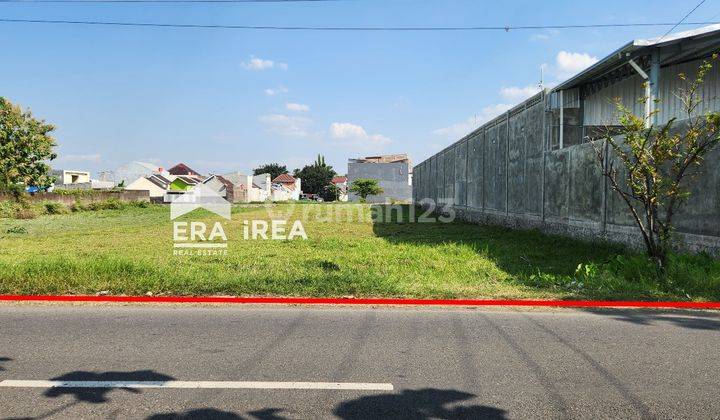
[0,0,716,176]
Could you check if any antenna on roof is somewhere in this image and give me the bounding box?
[539,64,544,89]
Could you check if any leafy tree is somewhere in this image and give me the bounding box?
[0,97,57,198]
[294,155,336,195]
[320,183,341,202]
[593,55,720,271]
[349,178,383,202]
[253,163,288,180]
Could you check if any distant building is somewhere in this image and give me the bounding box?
[347,154,412,203]
[203,175,236,202]
[220,172,270,203]
[163,176,200,203]
[51,169,115,191]
[125,174,172,198]
[107,161,165,187]
[331,176,348,202]
[52,169,91,186]
[168,163,204,180]
[271,173,302,201]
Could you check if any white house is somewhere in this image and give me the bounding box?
[52,169,91,186]
[125,174,173,198]
[271,173,302,201]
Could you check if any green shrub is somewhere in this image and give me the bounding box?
[6,225,27,234]
[572,253,720,300]
[70,201,84,212]
[0,201,15,218]
[43,201,69,215]
[130,200,150,208]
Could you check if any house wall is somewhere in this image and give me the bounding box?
[347,161,412,203]
[62,171,91,185]
[413,90,720,254]
[125,178,165,198]
[203,178,228,199]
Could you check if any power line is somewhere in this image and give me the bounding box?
[658,0,708,41]
[0,0,341,2]
[0,18,719,31]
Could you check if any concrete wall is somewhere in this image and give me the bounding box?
[348,161,412,203]
[413,91,720,254]
[0,190,151,206]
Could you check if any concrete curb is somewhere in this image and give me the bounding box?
[0,295,719,309]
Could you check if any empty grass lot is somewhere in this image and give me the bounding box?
[0,203,719,300]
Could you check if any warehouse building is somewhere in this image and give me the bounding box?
[413,24,720,253]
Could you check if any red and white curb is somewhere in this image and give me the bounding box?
[0,294,718,309]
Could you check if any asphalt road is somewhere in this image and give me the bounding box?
[0,304,719,419]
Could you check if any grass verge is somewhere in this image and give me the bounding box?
[0,203,718,300]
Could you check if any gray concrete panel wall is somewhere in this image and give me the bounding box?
[483,120,507,212]
[467,131,484,209]
[414,91,720,254]
[348,161,412,203]
[454,140,468,206]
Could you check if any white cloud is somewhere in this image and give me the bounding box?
[329,122,391,148]
[530,29,560,42]
[258,114,313,137]
[242,56,288,71]
[552,51,599,80]
[264,86,288,96]
[286,102,310,112]
[499,85,542,103]
[56,153,102,164]
[433,103,513,139]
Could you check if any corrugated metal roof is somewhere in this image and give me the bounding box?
[552,24,720,92]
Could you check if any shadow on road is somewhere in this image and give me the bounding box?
[581,308,720,331]
[333,388,507,419]
[147,408,244,419]
[146,407,287,420]
[44,370,175,404]
[0,356,11,371]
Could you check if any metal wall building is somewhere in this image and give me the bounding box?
[413,25,720,253]
[348,154,413,203]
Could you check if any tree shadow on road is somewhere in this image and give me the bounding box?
[146,407,287,420]
[43,369,175,404]
[333,388,507,419]
[581,308,720,331]
[147,408,244,419]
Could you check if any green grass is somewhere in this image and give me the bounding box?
[0,203,718,300]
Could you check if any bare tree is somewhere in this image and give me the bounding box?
[593,54,720,271]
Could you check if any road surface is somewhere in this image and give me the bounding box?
[0,303,718,419]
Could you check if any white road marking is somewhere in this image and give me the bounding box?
[0,380,393,391]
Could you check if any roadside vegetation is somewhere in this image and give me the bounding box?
[0,198,150,220]
[0,203,717,301]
